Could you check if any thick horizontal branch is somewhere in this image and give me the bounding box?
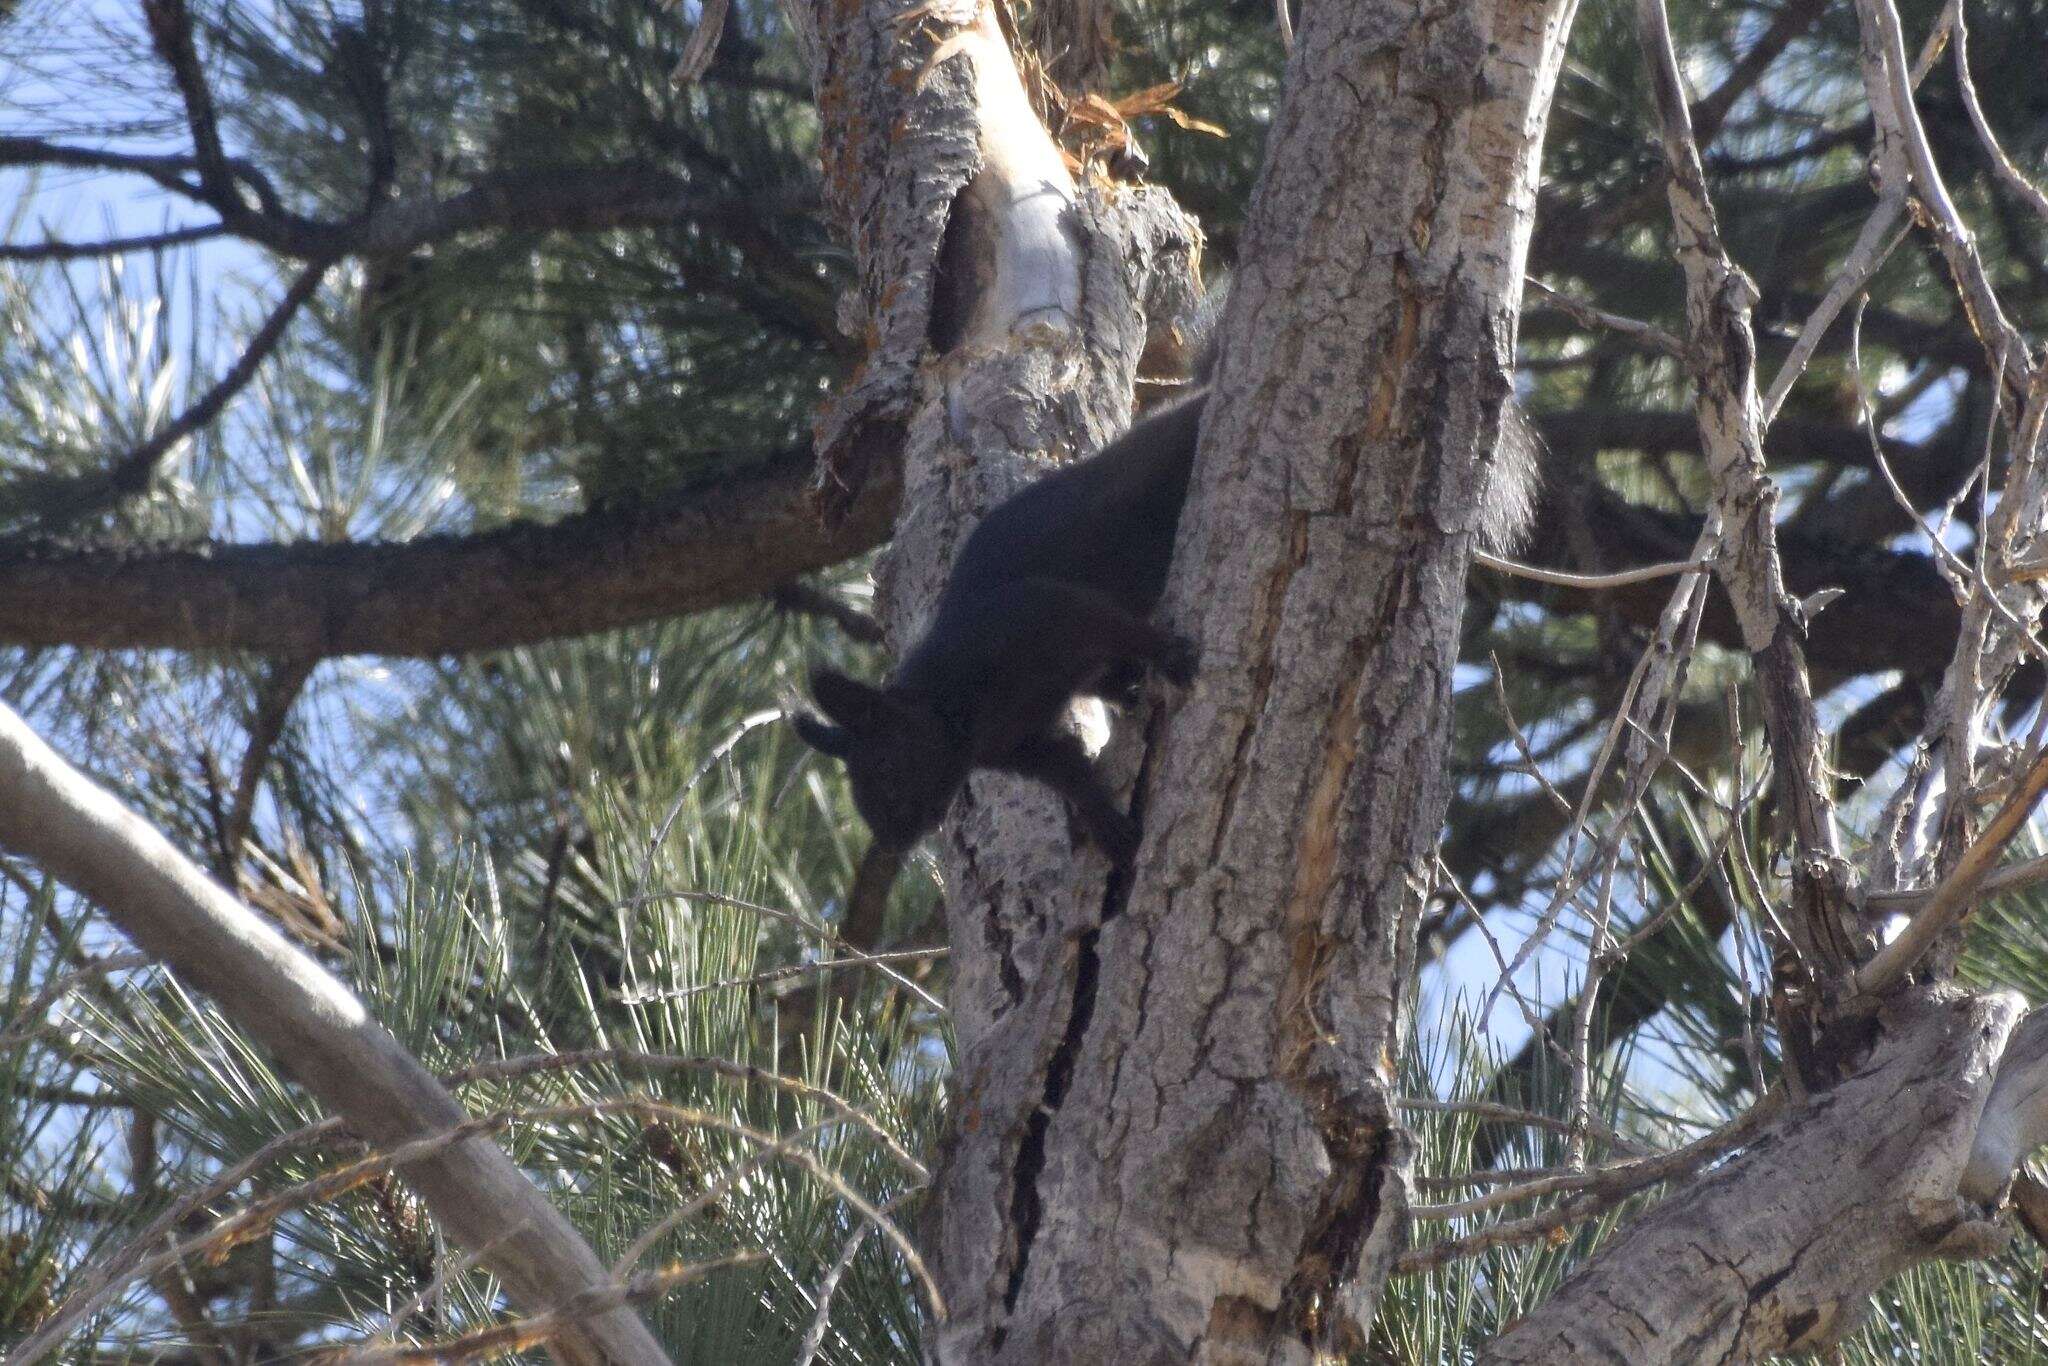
[0,452,896,657]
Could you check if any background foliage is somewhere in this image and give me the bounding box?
[6,0,2048,1356]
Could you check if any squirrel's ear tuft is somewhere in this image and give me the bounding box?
[810,668,892,732]
[792,713,854,757]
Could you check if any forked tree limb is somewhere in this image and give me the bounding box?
[0,702,671,1366]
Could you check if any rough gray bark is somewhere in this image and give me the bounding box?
[969,0,1580,1358]
[0,702,670,1366]
[1479,991,2020,1362]
[914,192,1200,1358]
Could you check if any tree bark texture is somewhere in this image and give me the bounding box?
[967,0,1581,1361]
[1479,990,2022,1362]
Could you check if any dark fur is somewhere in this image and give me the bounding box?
[796,362,1539,897]
[799,390,1205,869]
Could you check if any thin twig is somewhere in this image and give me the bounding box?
[1759,3,1952,424]
[1760,206,1909,426]
[614,1118,842,1273]
[1525,278,1689,361]
[1855,745,2048,996]
[318,1253,769,1365]
[1397,1093,1780,1273]
[447,1047,929,1180]
[609,888,945,1012]
[142,0,240,212]
[11,1119,345,1366]
[0,223,228,262]
[1864,850,2048,912]
[1952,4,2048,225]
[1396,1097,1652,1159]
[794,1214,879,1366]
[1855,0,2030,398]
[617,945,947,1004]
[1474,549,1714,591]
[219,657,318,879]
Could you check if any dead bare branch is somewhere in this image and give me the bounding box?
[1524,278,1689,361]
[0,702,670,1366]
[1952,3,2048,226]
[1640,0,1858,974]
[1473,548,1714,590]
[317,1254,769,1365]
[1855,745,2048,996]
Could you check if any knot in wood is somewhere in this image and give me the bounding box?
[1716,264,1761,314]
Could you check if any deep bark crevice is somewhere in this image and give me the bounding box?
[997,921,1101,1332]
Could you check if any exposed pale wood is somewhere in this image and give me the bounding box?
[1964,1008,2048,1202]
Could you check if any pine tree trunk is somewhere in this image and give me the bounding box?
[800,0,1576,1358]
[976,1,1579,1359]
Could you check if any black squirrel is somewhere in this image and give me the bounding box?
[795,318,1537,946]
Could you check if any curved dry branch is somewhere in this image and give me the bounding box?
[0,702,670,1366]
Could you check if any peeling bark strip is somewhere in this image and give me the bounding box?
[966,0,1579,1358]
[807,0,984,521]
[1480,991,2021,1363]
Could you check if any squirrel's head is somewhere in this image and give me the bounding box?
[793,668,971,849]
